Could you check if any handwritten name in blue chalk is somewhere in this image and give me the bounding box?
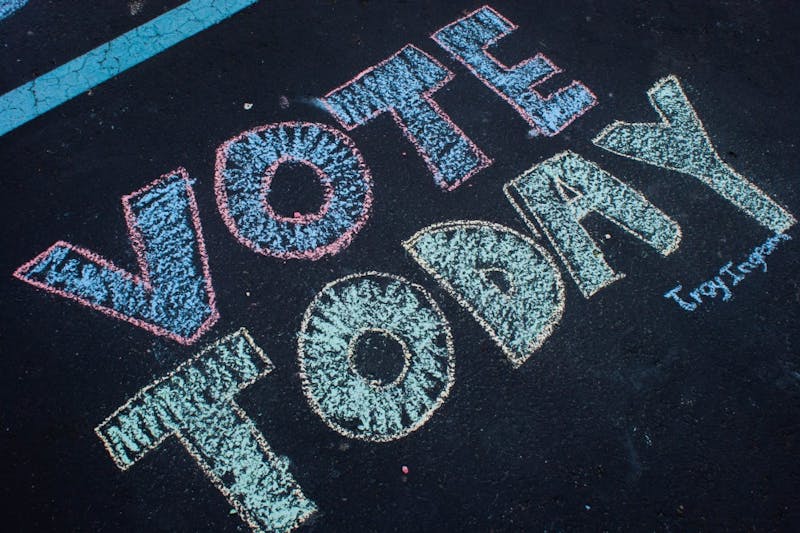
[664,233,792,311]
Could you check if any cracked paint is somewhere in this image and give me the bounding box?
[0,0,259,136]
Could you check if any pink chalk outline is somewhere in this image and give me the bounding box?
[13,168,219,345]
[214,121,374,260]
[431,5,597,136]
[322,44,493,191]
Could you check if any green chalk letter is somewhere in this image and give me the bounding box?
[404,221,565,367]
[593,75,796,233]
[299,273,454,442]
[505,151,681,298]
[96,329,316,533]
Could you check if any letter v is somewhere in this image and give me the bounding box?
[14,169,218,344]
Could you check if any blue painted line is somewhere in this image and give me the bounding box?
[0,0,259,137]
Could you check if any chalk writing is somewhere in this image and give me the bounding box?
[323,45,492,190]
[664,233,792,311]
[96,329,316,532]
[593,75,796,233]
[215,122,373,260]
[0,0,27,21]
[14,169,218,344]
[0,0,260,136]
[504,151,681,298]
[404,220,565,367]
[431,5,596,136]
[298,273,455,441]
[8,1,798,525]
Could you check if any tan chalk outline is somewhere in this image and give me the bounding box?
[503,150,682,298]
[95,328,317,532]
[592,74,795,234]
[298,272,456,443]
[403,220,566,367]
[347,327,413,388]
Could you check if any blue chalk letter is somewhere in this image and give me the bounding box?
[432,6,597,135]
[0,0,28,21]
[323,45,491,190]
[404,220,565,366]
[593,75,796,233]
[299,273,455,441]
[505,151,681,298]
[14,169,218,344]
[96,329,316,532]
[215,122,373,260]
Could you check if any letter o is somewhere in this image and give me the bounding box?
[215,122,373,260]
[298,272,455,441]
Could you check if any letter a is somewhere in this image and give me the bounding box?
[504,151,681,298]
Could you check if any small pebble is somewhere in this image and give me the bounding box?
[401,465,409,475]
[243,102,253,110]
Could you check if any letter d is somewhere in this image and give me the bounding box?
[404,220,565,367]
